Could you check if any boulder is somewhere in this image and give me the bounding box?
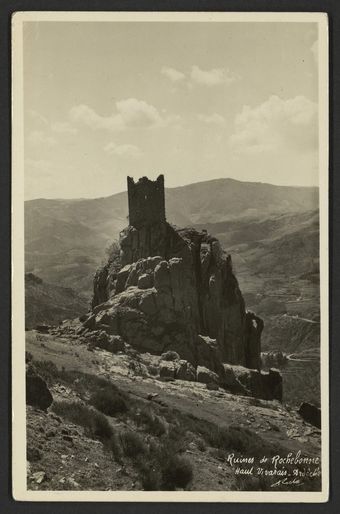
[116,264,132,293]
[154,261,170,291]
[159,361,177,379]
[232,365,282,401]
[196,366,219,385]
[176,360,196,382]
[298,402,321,429]
[26,368,53,411]
[222,364,249,394]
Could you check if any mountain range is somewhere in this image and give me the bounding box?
[25,177,318,296]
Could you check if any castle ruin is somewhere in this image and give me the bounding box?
[127,175,166,228]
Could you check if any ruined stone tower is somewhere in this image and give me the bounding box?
[127,175,166,228]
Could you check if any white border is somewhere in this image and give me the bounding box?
[12,11,329,502]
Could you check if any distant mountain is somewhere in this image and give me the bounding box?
[25,178,318,296]
[25,273,89,329]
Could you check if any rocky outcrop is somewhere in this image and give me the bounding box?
[90,221,263,372]
[26,366,53,411]
[298,402,321,429]
[83,175,276,401]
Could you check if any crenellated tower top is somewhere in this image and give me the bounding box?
[127,174,166,228]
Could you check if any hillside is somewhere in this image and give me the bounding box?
[26,327,321,492]
[25,273,89,329]
[25,178,318,296]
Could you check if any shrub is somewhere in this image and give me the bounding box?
[162,455,193,490]
[132,407,167,436]
[105,240,121,266]
[51,401,113,441]
[139,462,161,491]
[160,351,180,362]
[90,389,127,417]
[32,360,59,385]
[107,433,124,463]
[119,430,148,458]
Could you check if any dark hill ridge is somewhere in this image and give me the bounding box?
[25,178,318,295]
[25,273,88,329]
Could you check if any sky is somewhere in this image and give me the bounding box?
[23,21,319,200]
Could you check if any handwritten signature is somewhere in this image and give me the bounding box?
[271,477,302,488]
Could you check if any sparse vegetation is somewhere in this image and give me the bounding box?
[90,389,128,416]
[105,240,121,266]
[131,407,167,436]
[51,401,113,441]
[30,359,59,385]
[118,430,148,457]
[162,454,193,490]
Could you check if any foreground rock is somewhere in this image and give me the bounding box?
[26,365,53,411]
[298,402,321,429]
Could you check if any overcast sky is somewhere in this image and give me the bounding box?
[23,21,319,200]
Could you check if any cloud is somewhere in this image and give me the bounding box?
[197,113,225,125]
[104,142,143,158]
[69,98,168,131]
[190,65,238,86]
[27,130,57,148]
[51,121,77,135]
[230,95,318,154]
[161,66,185,82]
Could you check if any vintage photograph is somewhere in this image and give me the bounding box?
[12,12,328,501]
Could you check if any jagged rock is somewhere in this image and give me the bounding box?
[196,366,219,385]
[138,273,153,289]
[26,367,53,411]
[159,361,177,379]
[222,364,249,394]
[230,366,282,401]
[35,324,51,333]
[176,360,196,381]
[116,265,132,293]
[154,261,171,291]
[196,335,223,374]
[298,402,321,429]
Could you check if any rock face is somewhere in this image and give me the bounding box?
[26,366,53,411]
[85,175,281,400]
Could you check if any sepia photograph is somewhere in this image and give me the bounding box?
[11,11,329,502]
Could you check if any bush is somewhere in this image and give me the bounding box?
[132,407,167,436]
[119,430,148,457]
[31,360,59,385]
[107,433,124,463]
[105,240,121,266]
[51,401,113,441]
[162,455,193,490]
[138,461,161,490]
[90,389,127,417]
[161,351,180,362]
